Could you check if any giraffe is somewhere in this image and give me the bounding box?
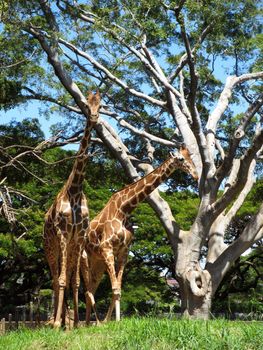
[43,90,101,328]
[80,145,198,324]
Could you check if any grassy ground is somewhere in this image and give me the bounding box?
[0,317,262,350]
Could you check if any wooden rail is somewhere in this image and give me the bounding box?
[0,306,88,335]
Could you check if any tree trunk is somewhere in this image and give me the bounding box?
[174,223,215,320]
[179,278,212,319]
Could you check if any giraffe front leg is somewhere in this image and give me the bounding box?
[73,285,79,328]
[103,290,121,323]
[54,233,67,329]
[51,273,59,325]
[106,248,129,322]
[72,246,82,328]
[114,256,127,322]
[102,253,121,323]
[80,253,93,325]
[106,249,128,321]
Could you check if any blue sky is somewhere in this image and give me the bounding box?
[1,101,62,139]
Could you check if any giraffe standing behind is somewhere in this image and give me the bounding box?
[43,91,101,328]
[81,146,198,324]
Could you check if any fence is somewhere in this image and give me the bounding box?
[0,302,89,335]
[0,302,48,335]
[1,308,262,335]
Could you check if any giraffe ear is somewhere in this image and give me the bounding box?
[179,144,190,159]
[87,91,93,100]
[95,90,101,102]
[180,143,187,151]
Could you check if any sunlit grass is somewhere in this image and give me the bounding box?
[0,317,262,350]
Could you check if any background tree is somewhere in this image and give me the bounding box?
[0,0,262,319]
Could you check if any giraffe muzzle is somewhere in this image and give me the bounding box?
[90,114,99,122]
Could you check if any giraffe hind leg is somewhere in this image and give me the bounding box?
[81,255,105,325]
[86,264,105,325]
[45,253,59,325]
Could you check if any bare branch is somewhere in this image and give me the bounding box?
[22,86,81,113]
[0,49,37,69]
[166,92,202,176]
[210,202,263,281]
[0,185,17,228]
[144,138,155,162]
[224,160,256,227]
[215,93,263,187]
[254,227,263,243]
[100,107,180,148]
[168,21,215,83]
[25,1,95,120]
[234,93,263,140]
[140,44,181,98]
[179,70,192,123]
[211,128,263,217]
[206,73,263,160]
[172,13,211,185]
[207,157,258,265]
[76,7,182,100]
[9,188,38,204]
[58,38,166,107]
[215,139,225,160]
[176,14,198,104]
[61,49,103,82]
[39,0,59,32]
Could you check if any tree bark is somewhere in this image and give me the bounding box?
[179,279,212,320]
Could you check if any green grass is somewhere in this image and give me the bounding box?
[0,317,262,350]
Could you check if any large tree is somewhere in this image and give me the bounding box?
[1,0,262,319]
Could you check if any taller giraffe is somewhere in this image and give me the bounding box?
[81,146,198,324]
[43,91,101,328]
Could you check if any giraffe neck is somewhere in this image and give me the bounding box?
[65,119,94,197]
[117,156,180,214]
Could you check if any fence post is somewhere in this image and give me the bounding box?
[8,314,12,331]
[35,296,40,326]
[22,306,26,326]
[45,291,55,324]
[45,299,49,322]
[68,306,71,330]
[15,307,19,329]
[1,318,5,335]
[29,301,34,327]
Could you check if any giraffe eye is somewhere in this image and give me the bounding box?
[179,155,184,162]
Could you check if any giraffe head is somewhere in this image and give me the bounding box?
[86,90,101,122]
[171,144,199,180]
